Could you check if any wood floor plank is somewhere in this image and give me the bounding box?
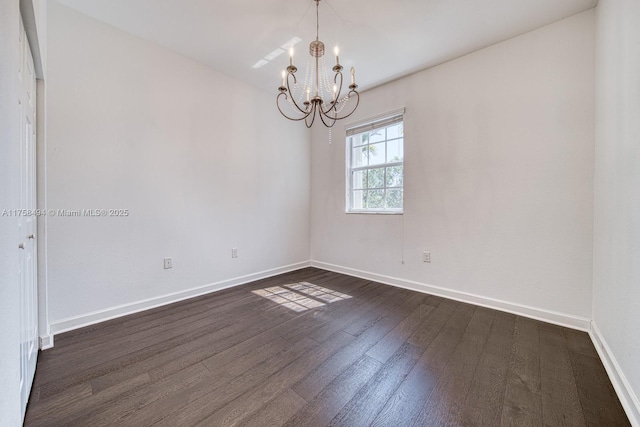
[37,298,279,399]
[50,293,216,348]
[500,316,543,427]
[73,362,210,426]
[239,388,307,427]
[42,299,215,361]
[40,293,271,373]
[406,298,459,349]
[304,284,410,344]
[49,267,325,349]
[563,328,630,426]
[152,337,319,426]
[88,301,294,393]
[198,328,291,375]
[197,331,355,427]
[26,373,151,427]
[145,310,291,381]
[341,286,413,337]
[24,268,630,427]
[563,328,600,360]
[113,338,292,426]
[23,381,92,424]
[369,302,476,427]
[204,337,290,379]
[285,282,405,345]
[144,340,317,426]
[412,307,496,426]
[539,323,587,426]
[291,291,428,402]
[366,303,436,363]
[329,342,424,427]
[566,347,630,427]
[45,276,272,351]
[459,311,516,426]
[330,299,461,426]
[282,355,383,427]
[276,279,385,344]
[38,295,270,382]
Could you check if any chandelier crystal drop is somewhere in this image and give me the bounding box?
[276,0,360,128]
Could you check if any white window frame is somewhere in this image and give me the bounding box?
[345,108,405,214]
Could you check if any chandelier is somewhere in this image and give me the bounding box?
[276,0,360,128]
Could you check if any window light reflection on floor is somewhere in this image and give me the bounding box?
[285,282,352,303]
[252,282,352,312]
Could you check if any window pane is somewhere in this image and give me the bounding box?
[386,189,403,209]
[366,189,385,209]
[367,142,386,166]
[387,138,404,162]
[368,129,385,143]
[387,123,403,139]
[351,146,367,167]
[352,170,367,190]
[385,166,403,187]
[367,167,385,189]
[346,115,404,213]
[352,190,365,209]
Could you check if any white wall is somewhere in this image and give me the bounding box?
[311,11,595,327]
[593,0,640,423]
[46,2,310,328]
[0,1,26,424]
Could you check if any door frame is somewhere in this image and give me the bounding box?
[20,0,52,351]
[18,15,39,416]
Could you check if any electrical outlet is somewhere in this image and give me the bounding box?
[423,251,431,263]
[231,248,238,258]
[164,257,173,269]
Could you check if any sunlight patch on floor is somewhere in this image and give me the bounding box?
[285,282,352,303]
[252,282,352,312]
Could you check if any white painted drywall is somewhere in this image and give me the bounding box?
[0,1,26,424]
[593,0,640,420]
[311,11,595,321]
[46,2,310,324]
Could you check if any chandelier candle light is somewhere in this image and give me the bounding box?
[276,0,360,128]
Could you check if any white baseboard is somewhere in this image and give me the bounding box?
[589,321,640,427]
[48,261,311,338]
[310,260,591,331]
[39,334,54,350]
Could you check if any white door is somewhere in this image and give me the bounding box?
[18,16,39,421]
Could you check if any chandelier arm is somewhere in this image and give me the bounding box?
[318,86,359,120]
[332,71,344,111]
[332,90,360,120]
[319,71,343,115]
[285,73,310,114]
[304,103,317,128]
[319,99,337,116]
[277,92,314,122]
[318,109,338,128]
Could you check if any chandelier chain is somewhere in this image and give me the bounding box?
[316,0,320,41]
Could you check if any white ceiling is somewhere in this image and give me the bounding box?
[55,0,596,92]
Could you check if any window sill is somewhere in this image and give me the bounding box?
[345,210,404,215]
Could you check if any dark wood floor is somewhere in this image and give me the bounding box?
[25,268,629,426]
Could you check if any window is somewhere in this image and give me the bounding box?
[346,110,404,213]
